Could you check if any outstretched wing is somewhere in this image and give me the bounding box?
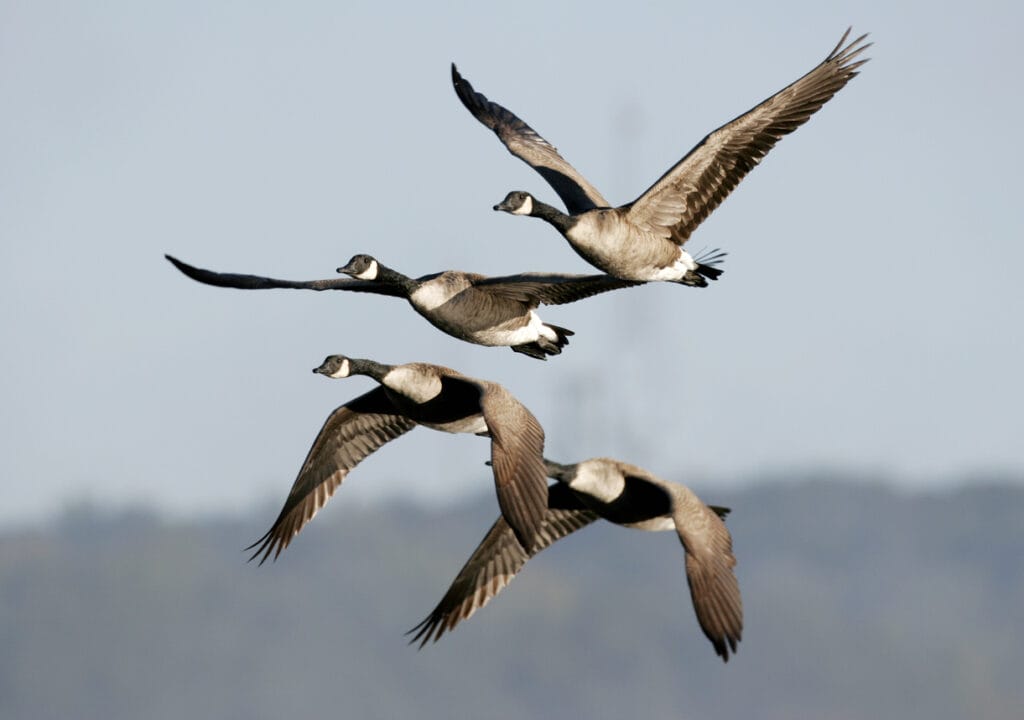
[408,483,598,647]
[246,388,417,564]
[671,487,743,661]
[165,254,405,296]
[475,382,549,553]
[626,28,870,245]
[475,272,643,306]
[452,64,610,214]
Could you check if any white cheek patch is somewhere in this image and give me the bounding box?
[513,195,534,216]
[383,366,443,403]
[353,260,379,280]
[329,358,351,378]
[647,248,698,282]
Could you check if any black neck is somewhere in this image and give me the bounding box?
[544,458,577,482]
[348,358,393,382]
[529,199,577,234]
[374,264,419,295]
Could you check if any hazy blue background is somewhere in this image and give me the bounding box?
[2,0,1021,526]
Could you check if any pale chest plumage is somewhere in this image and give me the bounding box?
[411,276,551,347]
[382,365,444,404]
[565,210,687,281]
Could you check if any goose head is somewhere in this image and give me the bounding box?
[313,355,392,381]
[313,354,353,378]
[337,254,380,280]
[494,191,535,216]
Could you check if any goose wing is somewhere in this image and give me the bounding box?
[247,387,418,564]
[165,254,406,297]
[670,487,743,661]
[452,64,610,214]
[625,28,870,245]
[474,272,643,307]
[408,483,598,647]
[474,381,549,553]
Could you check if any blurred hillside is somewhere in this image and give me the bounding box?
[1,476,1021,720]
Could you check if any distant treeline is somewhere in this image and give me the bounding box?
[1,477,1022,720]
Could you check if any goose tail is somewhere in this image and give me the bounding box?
[682,248,727,286]
[511,324,574,360]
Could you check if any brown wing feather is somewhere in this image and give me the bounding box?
[246,387,417,564]
[626,29,870,244]
[165,254,406,297]
[408,483,597,647]
[477,383,549,553]
[451,64,610,214]
[672,490,743,661]
[474,273,643,306]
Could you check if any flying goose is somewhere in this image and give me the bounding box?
[165,254,640,359]
[409,457,742,662]
[247,355,549,561]
[453,28,870,283]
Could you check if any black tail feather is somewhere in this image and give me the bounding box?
[511,324,574,360]
[695,248,726,281]
[679,249,726,286]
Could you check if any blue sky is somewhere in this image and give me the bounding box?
[2,1,1021,524]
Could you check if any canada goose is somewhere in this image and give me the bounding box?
[165,254,640,359]
[246,355,548,561]
[409,457,742,662]
[453,28,870,283]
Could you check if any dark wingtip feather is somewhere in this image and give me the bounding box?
[405,617,438,650]
[165,253,197,277]
[243,531,281,566]
[708,505,732,520]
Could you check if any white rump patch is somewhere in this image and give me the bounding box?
[648,248,698,282]
[481,310,550,346]
[383,366,443,403]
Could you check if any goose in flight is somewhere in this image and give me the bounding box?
[166,254,640,359]
[409,457,742,661]
[247,355,549,561]
[453,28,870,284]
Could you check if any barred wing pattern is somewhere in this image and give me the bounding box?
[670,487,743,661]
[408,483,598,646]
[247,387,418,564]
[626,29,870,245]
[475,273,643,306]
[478,382,550,552]
[452,64,610,213]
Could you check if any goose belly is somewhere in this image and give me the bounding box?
[619,516,676,532]
[565,215,682,281]
[471,311,551,346]
[420,413,488,435]
[417,291,545,347]
[424,313,542,347]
